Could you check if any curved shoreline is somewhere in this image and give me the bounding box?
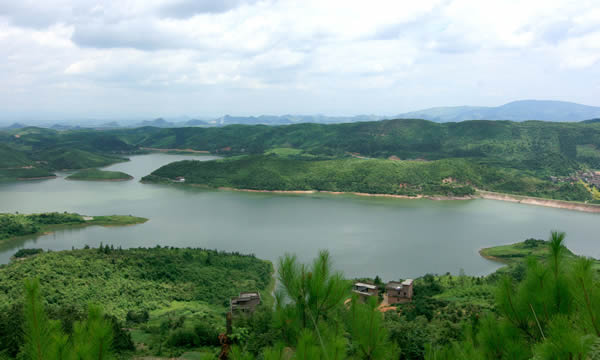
[0,216,148,246]
[211,186,599,213]
[216,186,476,201]
[140,147,211,154]
[478,248,511,264]
[16,176,58,181]
[66,176,133,182]
[151,179,600,213]
[477,190,600,213]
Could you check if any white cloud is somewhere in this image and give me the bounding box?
[0,0,598,120]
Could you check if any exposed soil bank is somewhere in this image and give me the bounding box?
[215,187,475,201]
[140,147,211,154]
[16,176,57,181]
[477,190,600,213]
[158,179,598,213]
[66,177,133,182]
[478,248,511,264]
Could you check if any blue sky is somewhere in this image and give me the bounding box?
[1,0,599,121]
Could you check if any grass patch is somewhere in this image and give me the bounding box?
[66,168,133,181]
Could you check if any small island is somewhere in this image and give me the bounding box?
[66,168,133,181]
[479,237,587,266]
[0,212,148,244]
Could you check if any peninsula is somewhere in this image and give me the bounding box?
[66,168,133,181]
[0,212,148,244]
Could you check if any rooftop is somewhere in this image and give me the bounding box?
[354,282,377,290]
[386,279,414,290]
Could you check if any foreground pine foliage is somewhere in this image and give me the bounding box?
[426,231,600,359]
[23,279,114,360]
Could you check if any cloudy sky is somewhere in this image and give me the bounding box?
[1,0,599,121]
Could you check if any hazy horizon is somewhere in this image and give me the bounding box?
[1,1,599,121]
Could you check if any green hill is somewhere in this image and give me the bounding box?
[66,168,133,181]
[0,246,272,319]
[0,144,32,168]
[142,154,592,201]
[113,119,600,168]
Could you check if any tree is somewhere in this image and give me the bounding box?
[22,278,115,360]
[427,231,600,359]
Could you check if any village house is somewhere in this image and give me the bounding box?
[352,282,379,301]
[174,176,186,183]
[386,279,414,304]
[230,292,261,313]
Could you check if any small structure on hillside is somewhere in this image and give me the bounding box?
[230,292,261,313]
[352,282,379,301]
[386,279,414,304]
[174,176,186,183]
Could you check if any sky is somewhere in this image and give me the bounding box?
[1,0,600,122]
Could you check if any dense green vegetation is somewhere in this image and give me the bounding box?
[143,156,477,197]
[1,233,597,359]
[427,232,600,359]
[108,119,600,166]
[66,168,133,181]
[0,212,147,243]
[20,279,118,360]
[222,235,600,359]
[0,246,273,359]
[0,127,132,178]
[2,119,600,200]
[143,154,596,200]
[0,167,56,181]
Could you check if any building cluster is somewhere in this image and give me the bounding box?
[352,279,414,304]
[229,279,415,315]
[549,171,600,188]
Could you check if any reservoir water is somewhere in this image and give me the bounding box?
[0,153,598,280]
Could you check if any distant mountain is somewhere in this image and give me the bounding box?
[209,114,384,126]
[395,100,600,122]
[582,118,600,124]
[98,121,121,128]
[136,118,175,128]
[50,123,82,130]
[184,119,210,126]
[3,122,28,129]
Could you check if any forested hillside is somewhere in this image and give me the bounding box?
[4,119,600,167]
[0,127,133,180]
[111,119,600,167]
[3,120,600,201]
[2,233,597,359]
[0,246,273,358]
[143,155,594,201]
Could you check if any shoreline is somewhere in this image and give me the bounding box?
[16,176,58,181]
[214,186,600,212]
[216,186,476,201]
[65,176,133,182]
[0,216,148,246]
[140,147,211,154]
[478,248,511,264]
[154,179,600,213]
[477,190,600,213]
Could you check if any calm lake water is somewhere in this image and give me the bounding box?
[0,153,598,280]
